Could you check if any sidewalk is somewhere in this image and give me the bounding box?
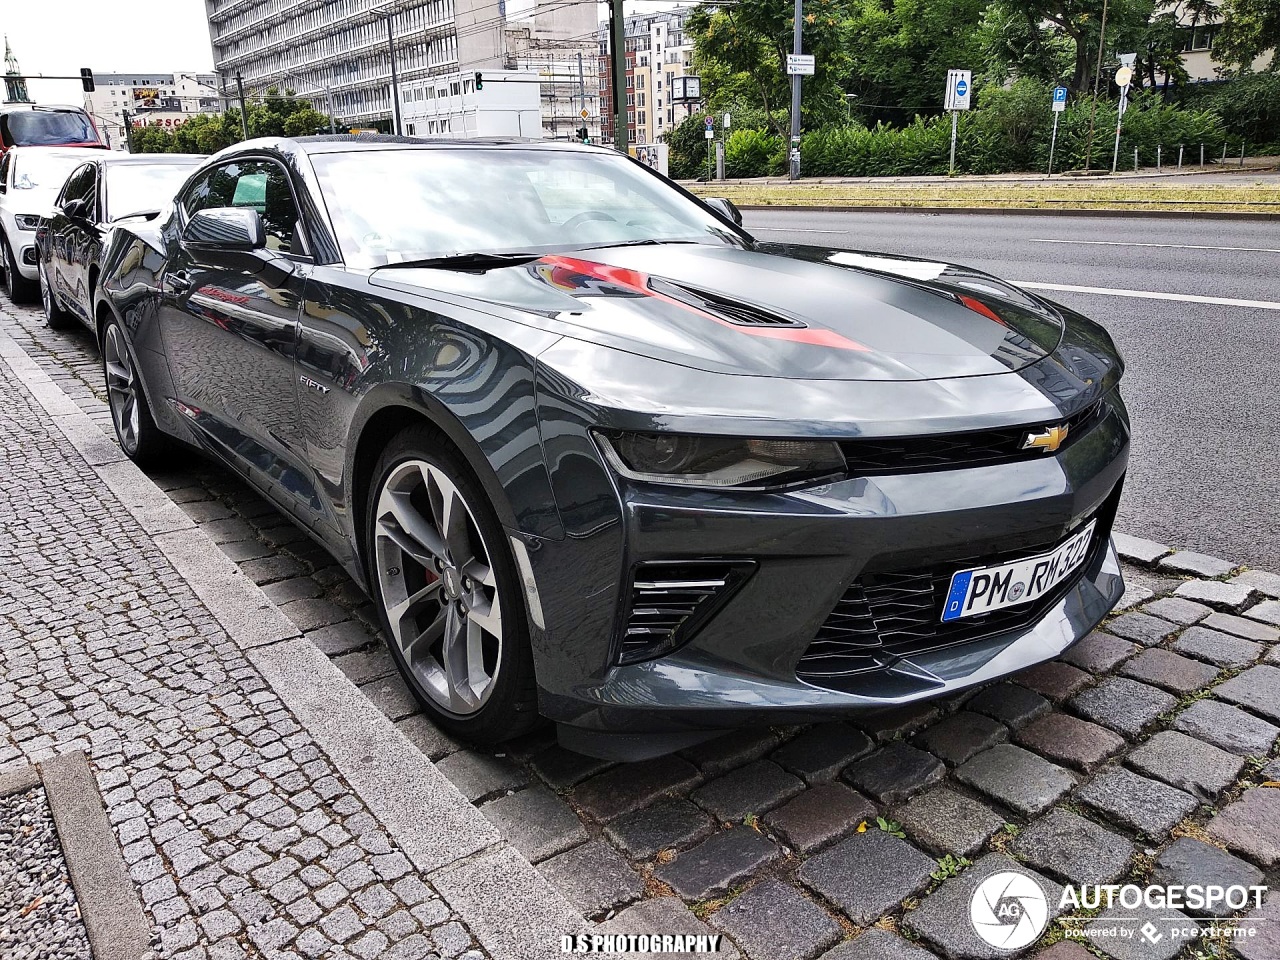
[0,322,582,958]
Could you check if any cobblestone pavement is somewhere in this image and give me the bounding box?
[0,315,485,959]
[0,785,92,960]
[3,303,1280,959]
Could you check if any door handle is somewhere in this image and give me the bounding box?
[167,270,193,294]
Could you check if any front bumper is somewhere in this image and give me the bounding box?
[523,391,1129,760]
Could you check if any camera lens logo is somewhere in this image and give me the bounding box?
[969,871,1049,950]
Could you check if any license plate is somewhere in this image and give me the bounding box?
[941,521,1096,622]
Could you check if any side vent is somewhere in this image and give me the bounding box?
[618,561,755,665]
[648,278,808,328]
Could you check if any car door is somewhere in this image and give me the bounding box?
[158,157,322,521]
[49,162,95,314]
[65,162,102,318]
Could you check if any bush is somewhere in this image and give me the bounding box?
[724,129,783,178]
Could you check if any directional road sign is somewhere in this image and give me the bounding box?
[786,54,815,76]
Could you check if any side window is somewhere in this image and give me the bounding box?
[180,159,300,253]
[60,164,97,213]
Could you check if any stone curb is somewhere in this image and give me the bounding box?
[0,762,40,798]
[0,327,587,959]
[40,750,152,960]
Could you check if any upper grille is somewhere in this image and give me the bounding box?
[797,499,1117,687]
[839,401,1103,476]
[619,561,754,665]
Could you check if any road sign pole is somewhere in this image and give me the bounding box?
[789,0,803,180]
[1048,111,1060,176]
[949,110,958,176]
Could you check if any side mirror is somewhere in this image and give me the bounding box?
[703,197,743,226]
[183,207,266,251]
[63,197,89,221]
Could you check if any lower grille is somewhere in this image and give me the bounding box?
[618,561,754,665]
[798,503,1117,685]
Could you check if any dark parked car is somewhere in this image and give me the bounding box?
[37,153,204,329]
[96,136,1128,759]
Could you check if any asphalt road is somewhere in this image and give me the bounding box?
[744,209,1280,569]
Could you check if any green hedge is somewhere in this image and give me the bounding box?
[667,80,1232,178]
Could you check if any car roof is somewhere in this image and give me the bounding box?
[0,103,89,114]
[213,134,609,160]
[98,153,206,165]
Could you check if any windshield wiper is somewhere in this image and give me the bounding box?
[576,239,705,251]
[372,252,541,272]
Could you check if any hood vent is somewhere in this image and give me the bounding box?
[649,278,808,328]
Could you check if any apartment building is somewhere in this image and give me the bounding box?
[204,0,599,138]
[203,0,506,130]
[597,8,696,148]
[399,69,540,137]
[83,72,222,150]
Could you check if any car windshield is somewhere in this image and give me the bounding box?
[3,109,100,147]
[309,147,740,269]
[106,162,199,220]
[10,152,90,211]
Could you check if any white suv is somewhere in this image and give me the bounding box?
[0,146,94,303]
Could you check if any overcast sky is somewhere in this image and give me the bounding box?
[5,0,215,105]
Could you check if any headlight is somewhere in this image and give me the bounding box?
[596,431,845,489]
[15,214,41,231]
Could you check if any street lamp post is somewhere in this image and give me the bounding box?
[386,13,402,136]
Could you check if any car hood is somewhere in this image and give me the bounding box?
[368,241,1065,382]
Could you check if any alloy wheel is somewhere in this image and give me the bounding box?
[103,325,141,454]
[373,459,504,716]
[39,264,54,321]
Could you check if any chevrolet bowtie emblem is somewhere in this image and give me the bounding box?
[1023,424,1069,453]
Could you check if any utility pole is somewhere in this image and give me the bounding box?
[788,0,803,180]
[386,15,402,136]
[122,109,134,153]
[325,83,336,133]
[577,51,586,137]
[609,0,626,152]
[1082,0,1110,172]
[235,72,249,140]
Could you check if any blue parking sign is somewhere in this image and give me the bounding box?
[1053,86,1068,103]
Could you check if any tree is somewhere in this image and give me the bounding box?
[687,0,855,135]
[131,124,176,153]
[283,107,331,137]
[1215,0,1280,72]
[994,0,1152,93]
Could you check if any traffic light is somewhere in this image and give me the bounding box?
[80,68,95,93]
[577,126,588,142]
[474,72,483,91]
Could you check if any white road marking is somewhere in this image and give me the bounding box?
[1013,281,1280,311]
[1028,238,1280,254]
[754,226,848,233]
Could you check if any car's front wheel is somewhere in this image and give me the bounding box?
[2,234,37,304]
[102,321,168,466]
[366,426,539,744]
[39,261,74,330]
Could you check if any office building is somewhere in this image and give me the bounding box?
[83,72,221,149]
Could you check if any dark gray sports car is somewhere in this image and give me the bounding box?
[95,136,1128,759]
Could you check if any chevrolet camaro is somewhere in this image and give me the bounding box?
[93,136,1128,759]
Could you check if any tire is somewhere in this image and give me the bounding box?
[2,233,38,304]
[365,425,540,744]
[39,260,75,330]
[102,320,170,468]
